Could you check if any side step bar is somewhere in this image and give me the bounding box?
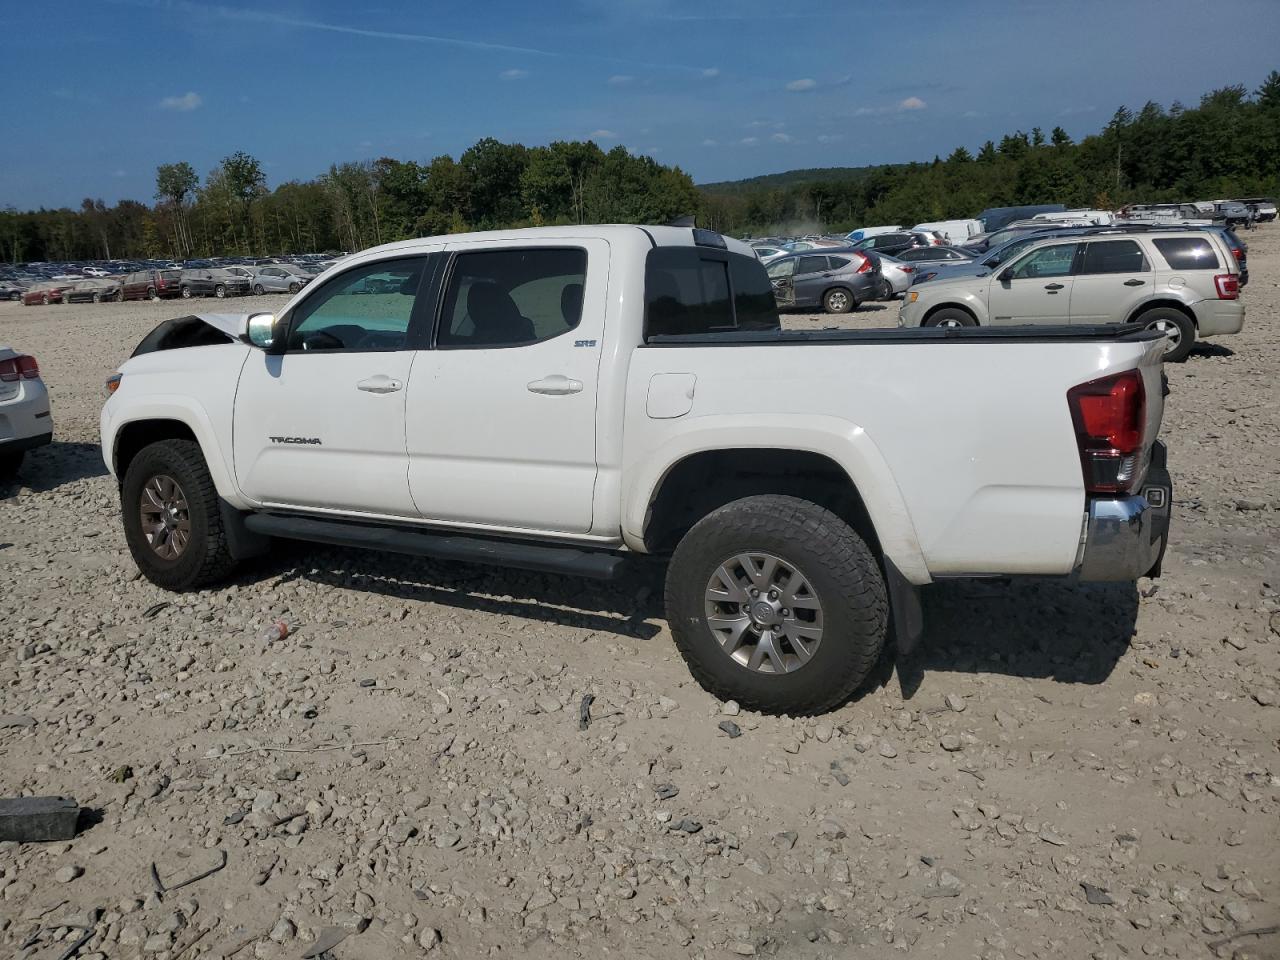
[243,513,628,580]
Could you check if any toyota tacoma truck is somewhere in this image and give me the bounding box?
[100,225,1172,714]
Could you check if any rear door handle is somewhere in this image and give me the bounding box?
[1044,283,1064,291]
[1123,279,1146,286]
[527,374,583,396]
[357,375,403,394]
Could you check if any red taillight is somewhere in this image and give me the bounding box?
[1067,370,1146,494]
[1231,247,1243,260]
[856,254,872,274]
[0,354,39,382]
[1214,273,1239,299]
[901,265,914,273]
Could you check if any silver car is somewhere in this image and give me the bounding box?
[247,265,312,295]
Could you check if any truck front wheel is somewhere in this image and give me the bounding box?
[121,439,238,590]
[665,494,888,715]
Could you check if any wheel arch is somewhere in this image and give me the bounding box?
[625,419,931,584]
[106,406,246,508]
[1126,297,1197,329]
[921,301,980,326]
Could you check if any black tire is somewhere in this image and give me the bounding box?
[822,287,856,314]
[147,287,158,301]
[0,450,24,481]
[214,284,226,298]
[92,292,102,303]
[121,439,238,590]
[1135,307,1195,363]
[253,284,265,296]
[41,293,49,305]
[181,285,193,299]
[877,278,894,301]
[665,494,889,715]
[288,282,301,294]
[923,307,977,328]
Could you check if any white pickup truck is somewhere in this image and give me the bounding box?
[100,225,1173,714]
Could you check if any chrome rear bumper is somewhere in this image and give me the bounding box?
[1076,441,1172,581]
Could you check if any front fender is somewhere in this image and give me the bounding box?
[622,414,932,584]
[101,394,249,509]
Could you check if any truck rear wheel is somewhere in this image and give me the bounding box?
[665,494,888,715]
[121,439,238,590]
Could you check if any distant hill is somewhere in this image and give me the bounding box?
[698,164,903,194]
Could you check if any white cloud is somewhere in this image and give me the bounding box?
[771,132,793,143]
[701,138,718,147]
[589,129,617,139]
[159,91,202,111]
[702,67,720,77]
[607,74,634,85]
[898,96,927,111]
[817,133,843,144]
[111,169,128,178]
[499,68,529,80]
[739,136,759,146]
[785,78,816,92]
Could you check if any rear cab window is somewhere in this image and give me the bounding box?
[1152,238,1221,271]
[645,247,780,340]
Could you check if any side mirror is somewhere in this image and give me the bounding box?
[998,267,1015,282]
[243,313,282,351]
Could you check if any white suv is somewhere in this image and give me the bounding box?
[899,230,1244,361]
[0,347,52,478]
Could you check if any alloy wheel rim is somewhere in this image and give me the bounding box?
[938,318,962,328]
[828,291,848,311]
[704,552,824,674]
[139,474,191,560]
[1147,318,1181,349]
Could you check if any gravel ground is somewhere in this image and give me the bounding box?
[1,232,1277,960]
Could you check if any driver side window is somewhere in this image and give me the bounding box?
[286,258,427,352]
[1011,243,1078,279]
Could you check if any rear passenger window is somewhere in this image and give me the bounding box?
[645,248,780,339]
[797,256,828,275]
[828,256,853,269]
[438,248,587,349]
[1080,240,1147,274]
[1153,238,1220,270]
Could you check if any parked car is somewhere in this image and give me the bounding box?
[64,279,121,303]
[248,265,313,295]
[101,223,1172,714]
[849,231,935,257]
[877,246,975,298]
[0,346,52,478]
[1210,200,1251,227]
[1032,209,1115,226]
[179,269,251,299]
[975,204,1066,232]
[750,245,787,262]
[120,269,183,301]
[1233,197,1276,222]
[1,281,28,301]
[912,220,981,244]
[22,284,67,306]
[844,226,903,243]
[766,249,880,312]
[899,230,1243,361]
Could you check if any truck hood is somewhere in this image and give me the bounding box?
[130,313,247,358]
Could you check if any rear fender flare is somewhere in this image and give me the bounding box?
[623,414,932,584]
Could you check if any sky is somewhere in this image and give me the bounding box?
[2,0,1278,209]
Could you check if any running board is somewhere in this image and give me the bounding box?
[243,513,628,580]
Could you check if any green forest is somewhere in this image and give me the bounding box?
[2,73,1278,263]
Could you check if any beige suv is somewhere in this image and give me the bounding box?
[898,230,1244,361]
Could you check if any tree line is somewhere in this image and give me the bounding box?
[0,140,701,263]
[702,73,1280,236]
[2,73,1278,263]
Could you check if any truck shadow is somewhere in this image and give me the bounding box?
[890,577,1140,700]
[0,441,107,496]
[262,540,667,641]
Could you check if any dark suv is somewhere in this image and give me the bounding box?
[120,269,183,301]
[849,231,933,258]
[178,269,251,299]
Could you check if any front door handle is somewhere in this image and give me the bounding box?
[357,375,403,394]
[527,374,583,396]
[1044,283,1065,291]
[1123,279,1146,286]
